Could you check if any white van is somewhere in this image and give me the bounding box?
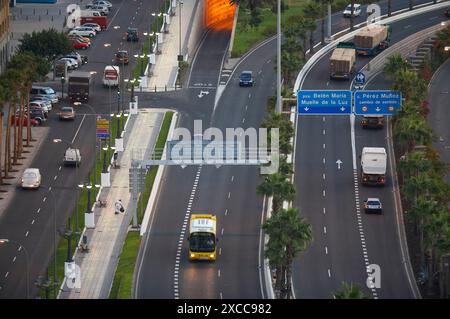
[103,65,120,87]
[63,147,81,166]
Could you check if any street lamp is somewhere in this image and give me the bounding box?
[124,78,138,103]
[178,1,183,61]
[78,179,101,227]
[102,145,116,173]
[61,76,66,99]
[152,12,162,33]
[0,239,30,299]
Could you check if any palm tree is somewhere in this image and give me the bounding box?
[397,150,433,183]
[333,282,370,299]
[393,113,433,153]
[392,69,427,103]
[261,111,294,155]
[302,2,320,53]
[384,54,411,81]
[315,0,327,44]
[263,207,312,298]
[257,172,296,213]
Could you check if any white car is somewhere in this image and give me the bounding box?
[343,4,362,17]
[81,23,101,33]
[86,1,112,9]
[21,168,42,189]
[58,57,79,70]
[88,5,109,15]
[69,28,96,38]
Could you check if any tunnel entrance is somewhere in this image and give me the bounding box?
[205,0,236,31]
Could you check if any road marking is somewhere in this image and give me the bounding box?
[245,105,248,111]
[72,114,86,144]
[323,207,326,214]
[323,143,326,149]
[25,231,29,237]
[221,228,224,235]
[225,209,228,216]
[31,220,35,225]
[325,246,328,254]
[37,208,40,213]
[323,158,326,164]
[59,166,62,171]
[248,93,251,99]
[323,226,327,234]
[218,269,221,277]
[12,256,16,263]
[404,24,411,28]
[54,175,58,181]
[5,272,9,278]
[326,81,329,86]
[323,117,326,122]
[231,176,234,182]
[328,269,331,277]
[220,292,223,299]
[43,197,46,202]
[219,248,222,255]
[18,246,22,252]
[323,129,326,135]
[228,192,231,199]
[323,190,326,197]
[323,173,325,180]
[242,117,245,124]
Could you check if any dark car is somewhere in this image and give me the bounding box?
[239,71,253,87]
[115,50,129,65]
[126,28,139,42]
[20,108,46,125]
[361,115,384,129]
[445,7,450,17]
[363,198,383,214]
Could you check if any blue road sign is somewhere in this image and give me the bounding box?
[297,90,352,115]
[96,133,110,139]
[354,90,402,115]
[355,72,365,84]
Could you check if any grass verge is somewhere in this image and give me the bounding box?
[109,111,173,299]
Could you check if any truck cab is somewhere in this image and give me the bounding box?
[361,115,384,128]
[188,214,217,261]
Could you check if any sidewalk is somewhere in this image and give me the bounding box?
[143,0,203,92]
[58,109,165,299]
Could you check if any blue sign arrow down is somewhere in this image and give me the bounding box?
[297,90,352,115]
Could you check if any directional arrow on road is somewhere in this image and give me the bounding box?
[198,90,210,98]
[336,159,343,170]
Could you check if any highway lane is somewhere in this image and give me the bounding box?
[0,0,166,298]
[428,59,450,183]
[293,7,447,299]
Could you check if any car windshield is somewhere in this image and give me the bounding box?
[44,88,55,94]
[61,107,73,112]
[241,73,251,80]
[23,172,36,179]
[117,52,127,57]
[189,232,215,252]
[367,201,380,206]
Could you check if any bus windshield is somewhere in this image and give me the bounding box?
[189,232,215,252]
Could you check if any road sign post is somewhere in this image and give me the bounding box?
[297,90,352,115]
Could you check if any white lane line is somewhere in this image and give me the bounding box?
[225,209,228,216]
[242,117,245,124]
[37,208,40,213]
[228,192,231,199]
[323,129,326,135]
[219,248,222,255]
[12,256,16,263]
[231,176,234,182]
[328,269,331,277]
[248,93,251,99]
[323,207,326,214]
[323,144,326,149]
[245,105,248,111]
[25,231,29,237]
[218,269,221,277]
[221,228,224,235]
[220,292,223,299]
[54,175,58,181]
[18,246,22,252]
[72,114,86,144]
[5,272,9,278]
[31,220,35,225]
[323,117,325,122]
[325,246,328,255]
[59,166,62,171]
[43,197,46,202]
[323,173,326,180]
[323,226,327,234]
[323,158,326,164]
[323,190,326,197]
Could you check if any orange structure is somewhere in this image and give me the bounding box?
[205,0,236,31]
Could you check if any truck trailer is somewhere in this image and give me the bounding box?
[361,147,387,186]
[330,47,356,80]
[353,24,391,56]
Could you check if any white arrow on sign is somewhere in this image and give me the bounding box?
[304,107,310,111]
[336,159,343,170]
[340,107,346,112]
[375,107,381,112]
[198,90,210,98]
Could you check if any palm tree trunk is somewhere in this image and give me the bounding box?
[285,249,293,299]
[388,0,392,17]
[309,31,314,54]
[427,249,433,293]
[350,0,355,31]
[12,102,18,165]
[18,95,24,157]
[25,91,31,146]
[5,104,12,176]
[321,17,325,45]
[275,264,283,298]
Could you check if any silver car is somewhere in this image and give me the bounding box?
[29,97,52,111]
[21,168,42,189]
[30,86,59,104]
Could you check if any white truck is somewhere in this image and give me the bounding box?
[361,147,387,186]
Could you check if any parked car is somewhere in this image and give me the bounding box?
[29,100,49,114]
[115,50,129,65]
[21,168,42,189]
[239,71,253,87]
[363,198,383,214]
[64,52,83,65]
[445,7,450,17]
[30,86,58,103]
[69,29,95,38]
[63,147,81,166]
[81,23,102,33]
[69,38,90,50]
[343,3,362,17]
[10,114,39,127]
[88,5,109,16]
[59,106,75,120]
[126,27,139,42]
[89,0,112,8]
[26,108,47,124]
[29,97,52,111]
[58,57,79,70]
[73,26,98,35]
[67,34,91,44]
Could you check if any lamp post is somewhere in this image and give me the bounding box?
[179,1,183,59]
[0,239,30,299]
[61,76,66,99]
[78,178,101,228]
[276,0,282,114]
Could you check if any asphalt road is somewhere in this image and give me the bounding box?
[428,59,450,183]
[292,6,447,299]
[0,0,167,298]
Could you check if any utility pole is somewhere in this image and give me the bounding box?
[276,0,282,114]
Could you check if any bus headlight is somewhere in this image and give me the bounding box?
[209,254,214,258]
[190,253,195,258]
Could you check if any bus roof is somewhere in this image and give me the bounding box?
[190,214,216,234]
